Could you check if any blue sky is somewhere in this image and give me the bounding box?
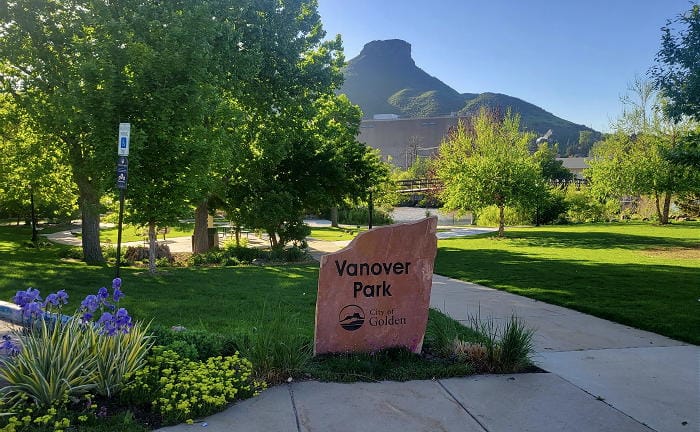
[317,0,696,132]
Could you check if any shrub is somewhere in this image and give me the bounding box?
[121,347,265,425]
[565,189,608,222]
[124,245,172,264]
[334,206,393,226]
[225,246,262,263]
[463,313,534,373]
[534,188,568,225]
[238,308,312,383]
[148,326,239,361]
[58,247,83,260]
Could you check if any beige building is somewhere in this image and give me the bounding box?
[557,157,590,179]
[358,116,464,168]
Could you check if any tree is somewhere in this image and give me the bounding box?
[223,2,389,246]
[0,95,77,236]
[114,0,255,272]
[532,143,573,181]
[652,4,700,122]
[436,108,540,236]
[1,1,125,262]
[587,79,700,224]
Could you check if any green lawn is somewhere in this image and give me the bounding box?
[308,226,364,241]
[0,226,316,336]
[98,224,194,243]
[435,222,700,344]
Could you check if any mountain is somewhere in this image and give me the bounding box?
[339,39,599,152]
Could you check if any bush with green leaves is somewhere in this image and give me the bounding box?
[333,206,394,226]
[148,326,239,361]
[238,307,312,383]
[120,347,265,425]
[564,188,620,223]
[533,188,568,225]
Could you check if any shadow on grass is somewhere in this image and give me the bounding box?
[436,247,700,345]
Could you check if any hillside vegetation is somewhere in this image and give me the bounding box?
[339,39,600,152]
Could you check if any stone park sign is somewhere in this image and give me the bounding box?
[314,217,437,355]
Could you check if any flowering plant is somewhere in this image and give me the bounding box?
[12,277,133,339]
[1,278,151,410]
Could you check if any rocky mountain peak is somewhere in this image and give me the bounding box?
[358,39,414,66]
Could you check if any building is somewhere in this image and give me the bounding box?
[556,157,590,179]
[357,116,464,168]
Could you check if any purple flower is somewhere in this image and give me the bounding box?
[55,290,68,304]
[113,287,124,302]
[81,312,93,323]
[0,335,20,356]
[21,302,43,319]
[13,288,41,307]
[97,287,109,301]
[97,312,117,336]
[115,308,132,330]
[44,293,59,308]
[81,295,99,313]
[112,278,122,290]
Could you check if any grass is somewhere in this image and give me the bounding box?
[98,224,194,243]
[307,226,364,241]
[435,222,700,344]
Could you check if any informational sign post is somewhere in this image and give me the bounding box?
[115,124,131,278]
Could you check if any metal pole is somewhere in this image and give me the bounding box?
[115,189,125,278]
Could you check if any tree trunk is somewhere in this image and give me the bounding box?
[193,200,209,254]
[268,230,278,248]
[78,183,104,264]
[330,206,339,228]
[653,191,663,223]
[30,188,38,244]
[498,204,505,237]
[148,221,157,274]
[661,192,672,225]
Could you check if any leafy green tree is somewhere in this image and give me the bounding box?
[436,109,540,236]
[587,79,700,224]
[1,0,126,262]
[532,143,573,181]
[223,2,389,246]
[0,96,77,236]
[116,0,255,271]
[652,4,700,122]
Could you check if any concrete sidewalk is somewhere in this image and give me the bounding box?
[157,274,699,432]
